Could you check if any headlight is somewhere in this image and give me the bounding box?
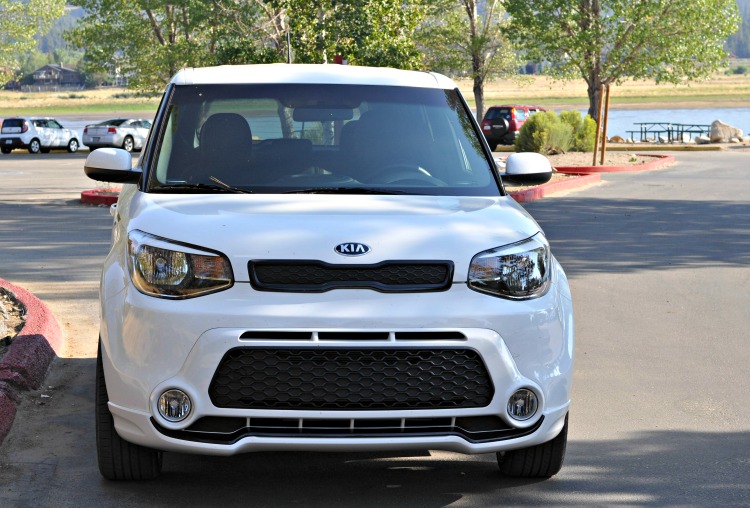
[127,230,233,299]
[467,234,551,300]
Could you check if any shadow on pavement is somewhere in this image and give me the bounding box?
[524,197,750,276]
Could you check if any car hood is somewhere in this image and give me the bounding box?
[122,192,543,282]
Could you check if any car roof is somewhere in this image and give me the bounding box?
[171,64,457,90]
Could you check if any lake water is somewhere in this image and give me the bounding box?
[6,107,749,148]
[561,107,750,140]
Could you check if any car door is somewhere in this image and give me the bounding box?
[133,120,152,148]
[46,119,68,147]
[33,120,54,147]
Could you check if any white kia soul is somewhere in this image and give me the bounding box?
[84,64,574,481]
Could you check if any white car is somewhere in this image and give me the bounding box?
[84,64,574,481]
[0,117,79,154]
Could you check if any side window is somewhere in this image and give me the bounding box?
[515,109,527,121]
[34,120,46,128]
[48,120,62,129]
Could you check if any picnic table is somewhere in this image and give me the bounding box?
[627,122,711,142]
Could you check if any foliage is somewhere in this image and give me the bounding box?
[559,110,596,152]
[515,110,573,155]
[418,0,518,121]
[0,0,65,86]
[67,0,425,93]
[67,0,226,92]
[503,0,742,120]
[728,65,749,75]
[280,0,423,68]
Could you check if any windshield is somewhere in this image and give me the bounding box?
[148,84,500,196]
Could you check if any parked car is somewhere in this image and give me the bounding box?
[480,105,546,150]
[0,117,79,154]
[83,118,152,152]
[83,64,574,481]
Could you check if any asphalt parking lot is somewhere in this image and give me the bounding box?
[0,149,749,506]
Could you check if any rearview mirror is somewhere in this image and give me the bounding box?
[293,108,354,122]
[84,148,141,184]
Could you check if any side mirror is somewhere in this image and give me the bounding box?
[84,148,142,184]
[503,152,553,184]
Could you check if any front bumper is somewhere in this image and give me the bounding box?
[100,263,573,455]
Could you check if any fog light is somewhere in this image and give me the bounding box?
[158,389,191,422]
[507,389,538,421]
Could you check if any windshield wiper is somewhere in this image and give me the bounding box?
[155,177,253,194]
[283,187,410,195]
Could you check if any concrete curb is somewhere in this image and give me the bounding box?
[0,278,62,445]
[508,173,602,203]
[81,189,119,206]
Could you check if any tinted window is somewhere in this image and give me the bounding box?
[2,119,24,129]
[485,108,511,121]
[149,84,500,196]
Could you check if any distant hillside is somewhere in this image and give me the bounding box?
[728,0,750,57]
[37,6,85,54]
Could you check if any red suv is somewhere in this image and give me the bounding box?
[480,105,546,150]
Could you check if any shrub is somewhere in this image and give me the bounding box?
[515,110,573,155]
[517,110,597,154]
[731,65,748,75]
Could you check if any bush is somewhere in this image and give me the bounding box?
[731,65,748,75]
[517,110,597,154]
[515,111,573,155]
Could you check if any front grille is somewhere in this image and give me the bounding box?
[153,416,544,445]
[248,260,453,292]
[209,348,493,410]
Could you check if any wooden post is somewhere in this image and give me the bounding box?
[600,84,611,166]
[592,85,606,166]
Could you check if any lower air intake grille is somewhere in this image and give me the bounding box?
[209,348,494,410]
[248,260,453,292]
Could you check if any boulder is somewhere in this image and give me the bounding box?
[710,120,743,143]
[729,137,741,143]
[695,135,711,145]
[658,135,669,143]
[609,135,625,143]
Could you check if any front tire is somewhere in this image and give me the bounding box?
[497,414,568,478]
[96,342,162,480]
[67,139,79,153]
[122,136,134,152]
[28,139,41,154]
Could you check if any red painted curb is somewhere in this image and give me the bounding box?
[508,173,602,203]
[81,189,119,206]
[0,278,62,445]
[555,154,675,174]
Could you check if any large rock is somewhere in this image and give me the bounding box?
[710,120,743,143]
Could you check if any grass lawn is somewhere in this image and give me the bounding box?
[1,71,748,118]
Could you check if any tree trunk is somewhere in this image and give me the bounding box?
[473,72,484,123]
[586,73,603,122]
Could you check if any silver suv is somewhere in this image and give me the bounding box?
[0,117,80,154]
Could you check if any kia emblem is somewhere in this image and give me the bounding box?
[335,242,371,256]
